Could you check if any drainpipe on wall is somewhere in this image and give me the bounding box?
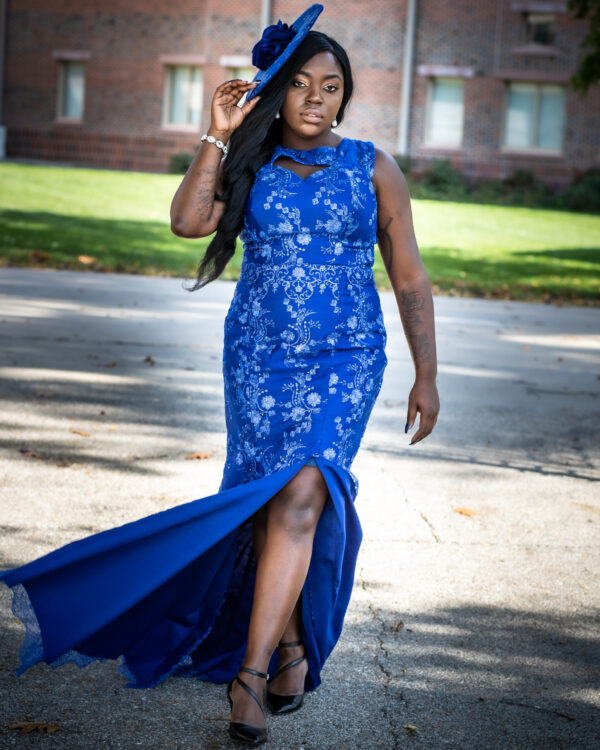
[0,0,7,158]
[260,0,272,32]
[397,0,417,156]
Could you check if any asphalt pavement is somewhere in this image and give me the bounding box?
[0,267,598,749]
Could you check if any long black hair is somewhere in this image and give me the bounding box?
[182,30,354,292]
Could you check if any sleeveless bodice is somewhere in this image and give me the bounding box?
[222,135,387,482]
[240,137,378,270]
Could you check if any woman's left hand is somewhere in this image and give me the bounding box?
[405,376,440,445]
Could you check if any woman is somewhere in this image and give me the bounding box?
[172,5,439,744]
[0,5,439,747]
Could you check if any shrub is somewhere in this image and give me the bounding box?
[394,154,411,174]
[424,159,466,191]
[498,169,556,208]
[169,149,198,174]
[409,159,469,201]
[468,178,509,205]
[557,168,600,213]
[391,155,600,212]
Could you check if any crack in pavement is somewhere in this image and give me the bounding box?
[370,449,442,543]
[499,698,576,722]
[359,573,405,749]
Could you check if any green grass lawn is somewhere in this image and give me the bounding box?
[1,162,598,305]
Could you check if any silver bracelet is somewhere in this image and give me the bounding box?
[200,132,229,156]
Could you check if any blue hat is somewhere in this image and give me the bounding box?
[244,4,324,103]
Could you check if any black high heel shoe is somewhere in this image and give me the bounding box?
[227,666,268,745]
[265,640,307,715]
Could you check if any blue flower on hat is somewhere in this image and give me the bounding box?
[252,19,297,71]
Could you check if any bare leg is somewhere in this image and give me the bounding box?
[252,514,308,696]
[229,466,329,728]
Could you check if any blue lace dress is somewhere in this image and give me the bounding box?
[0,136,388,693]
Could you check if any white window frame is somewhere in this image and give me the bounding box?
[501,81,565,154]
[56,60,85,122]
[229,65,257,107]
[424,77,465,149]
[161,64,204,132]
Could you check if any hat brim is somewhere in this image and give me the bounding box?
[244,3,324,103]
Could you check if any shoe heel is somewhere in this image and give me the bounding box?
[266,641,307,715]
[227,666,268,745]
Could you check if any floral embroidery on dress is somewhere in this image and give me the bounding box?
[220,137,387,493]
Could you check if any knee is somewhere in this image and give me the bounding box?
[270,471,328,537]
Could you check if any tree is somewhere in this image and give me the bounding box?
[568,0,600,94]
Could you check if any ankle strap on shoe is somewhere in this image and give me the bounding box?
[239,665,269,679]
[279,640,303,648]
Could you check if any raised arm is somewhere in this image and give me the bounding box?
[170,79,260,238]
[373,147,440,445]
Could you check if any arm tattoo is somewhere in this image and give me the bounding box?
[193,166,218,220]
[399,289,434,366]
[378,216,394,275]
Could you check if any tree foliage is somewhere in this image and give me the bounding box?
[568,0,600,94]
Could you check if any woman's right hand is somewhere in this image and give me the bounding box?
[209,79,261,137]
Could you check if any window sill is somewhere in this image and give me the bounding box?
[496,148,564,159]
[53,118,84,125]
[160,125,201,135]
[511,44,562,57]
[418,145,465,153]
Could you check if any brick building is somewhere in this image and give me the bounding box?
[1,0,598,187]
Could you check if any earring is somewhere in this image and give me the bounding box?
[275,112,281,119]
[331,119,338,128]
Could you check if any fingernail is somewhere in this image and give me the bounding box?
[404,422,410,433]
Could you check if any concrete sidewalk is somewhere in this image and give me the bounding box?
[0,267,598,749]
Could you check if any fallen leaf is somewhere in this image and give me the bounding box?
[101,361,117,367]
[403,724,420,734]
[30,250,50,263]
[78,254,96,265]
[19,447,39,458]
[144,355,156,366]
[186,452,211,460]
[33,391,55,399]
[572,502,599,513]
[8,721,61,734]
[454,506,478,517]
[69,428,89,437]
[390,620,404,632]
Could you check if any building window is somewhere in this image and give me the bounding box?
[58,61,85,120]
[425,78,464,148]
[230,66,257,105]
[231,66,255,83]
[526,13,556,45]
[163,65,203,128]
[503,82,565,151]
